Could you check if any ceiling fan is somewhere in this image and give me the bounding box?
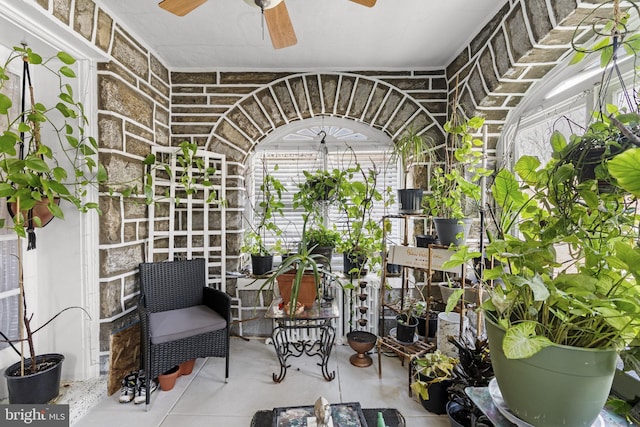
[158,0,377,49]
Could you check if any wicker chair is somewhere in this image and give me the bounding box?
[138,258,230,407]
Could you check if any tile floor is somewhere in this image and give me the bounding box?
[74,337,449,427]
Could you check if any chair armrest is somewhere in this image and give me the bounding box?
[138,297,151,344]
[203,287,231,323]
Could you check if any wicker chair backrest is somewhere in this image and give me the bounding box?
[139,258,206,312]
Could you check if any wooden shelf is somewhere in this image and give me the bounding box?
[378,335,434,361]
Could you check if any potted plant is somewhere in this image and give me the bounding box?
[304,225,340,264]
[456,6,640,424]
[241,166,286,276]
[468,148,640,426]
[336,164,389,277]
[413,300,438,339]
[256,217,340,313]
[0,46,99,403]
[410,349,458,415]
[292,168,348,217]
[446,336,494,427]
[426,113,489,246]
[391,127,433,213]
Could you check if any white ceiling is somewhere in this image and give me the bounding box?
[97,0,507,70]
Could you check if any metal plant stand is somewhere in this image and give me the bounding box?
[266,297,339,382]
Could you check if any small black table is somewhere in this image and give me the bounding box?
[265,297,339,382]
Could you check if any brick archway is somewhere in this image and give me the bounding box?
[204,72,448,162]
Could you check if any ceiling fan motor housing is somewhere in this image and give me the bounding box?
[246,0,284,10]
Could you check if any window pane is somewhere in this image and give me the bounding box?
[250,144,399,257]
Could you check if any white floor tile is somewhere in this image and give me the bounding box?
[73,337,449,426]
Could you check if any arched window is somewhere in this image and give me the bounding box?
[245,118,400,267]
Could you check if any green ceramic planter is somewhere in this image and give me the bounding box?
[485,317,617,427]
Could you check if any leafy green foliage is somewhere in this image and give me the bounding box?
[335,163,391,274]
[410,350,458,401]
[391,127,434,188]
[0,46,106,237]
[427,116,491,219]
[480,146,640,362]
[242,166,286,255]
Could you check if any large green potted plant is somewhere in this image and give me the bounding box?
[241,166,286,275]
[461,5,640,425]
[427,115,488,246]
[0,46,100,403]
[391,127,433,213]
[471,147,640,426]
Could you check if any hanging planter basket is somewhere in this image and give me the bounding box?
[7,198,60,229]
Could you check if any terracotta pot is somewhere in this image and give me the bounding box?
[158,366,180,391]
[179,359,195,376]
[7,197,60,228]
[276,272,318,308]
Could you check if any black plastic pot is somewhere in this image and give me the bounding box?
[344,252,367,277]
[415,234,439,248]
[4,353,64,404]
[395,315,418,343]
[397,188,424,214]
[446,401,467,427]
[417,312,438,338]
[251,254,273,276]
[433,218,472,246]
[309,245,333,265]
[386,262,402,276]
[418,378,452,415]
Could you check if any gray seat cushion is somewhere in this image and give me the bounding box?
[149,305,227,345]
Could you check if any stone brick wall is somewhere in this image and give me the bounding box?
[447,0,614,152]
[30,0,171,372]
[95,28,170,372]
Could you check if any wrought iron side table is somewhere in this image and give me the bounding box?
[265,297,339,382]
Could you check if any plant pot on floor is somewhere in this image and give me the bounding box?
[433,218,472,247]
[395,315,418,343]
[251,254,273,276]
[158,365,180,391]
[4,353,64,404]
[418,378,452,415]
[446,401,467,427]
[179,359,196,376]
[485,317,617,427]
[437,312,468,359]
[397,188,424,214]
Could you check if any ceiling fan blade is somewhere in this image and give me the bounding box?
[264,1,297,49]
[349,0,376,7]
[158,0,208,16]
